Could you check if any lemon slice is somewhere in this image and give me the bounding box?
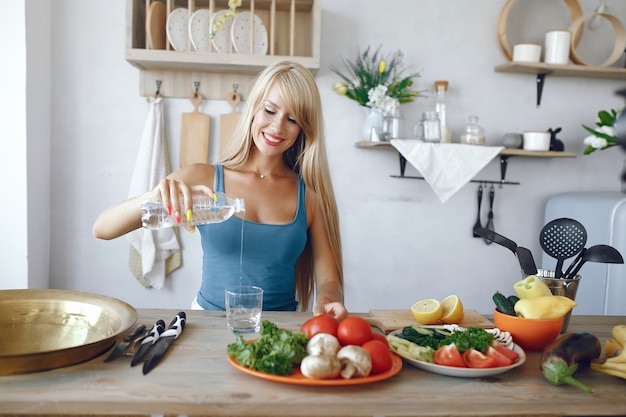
[440,294,465,324]
[410,299,443,325]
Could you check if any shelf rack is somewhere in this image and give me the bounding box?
[494,62,626,107]
[355,141,577,185]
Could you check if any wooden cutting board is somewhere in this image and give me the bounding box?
[146,1,166,50]
[218,92,241,160]
[179,94,211,168]
[365,310,494,334]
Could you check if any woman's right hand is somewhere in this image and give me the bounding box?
[153,178,214,231]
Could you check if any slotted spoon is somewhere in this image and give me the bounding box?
[539,218,587,279]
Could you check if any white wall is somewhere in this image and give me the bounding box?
[6,0,626,315]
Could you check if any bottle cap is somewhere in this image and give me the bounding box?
[434,80,449,92]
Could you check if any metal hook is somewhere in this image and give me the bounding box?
[155,80,162,98]
[233,84,238,93]
[194,81,200,98]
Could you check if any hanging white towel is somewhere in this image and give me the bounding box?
[390,140,504,203]
[127,97,181,289]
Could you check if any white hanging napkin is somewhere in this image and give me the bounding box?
[127,97,181,289]
[390,140,504,203]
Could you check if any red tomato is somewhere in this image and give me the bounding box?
[337,316,373,346]
[300,314,339,338]
[433,343,465,368]
[484,346,514,367]
[492,343,520,362]
[462,348,497,368]
[362,340,393,374]
[371,332,389,348]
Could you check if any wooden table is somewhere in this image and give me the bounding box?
[1,310,625,417]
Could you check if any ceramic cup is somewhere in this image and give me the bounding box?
[523,131,551,151]
[544,30,571,65]
[513,43,541,63]
[225,285,263,333]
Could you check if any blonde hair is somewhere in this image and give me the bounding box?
[220,61,343,311]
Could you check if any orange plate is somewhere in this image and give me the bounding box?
[227,353,403,386]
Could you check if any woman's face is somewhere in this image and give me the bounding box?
[251,82,302,157]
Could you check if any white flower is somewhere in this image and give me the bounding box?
[366,85,399,114]
[584,135,608,149]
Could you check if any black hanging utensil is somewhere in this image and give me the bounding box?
[472,184,483,238]
[539,218,587,279]
[484,185,496,245]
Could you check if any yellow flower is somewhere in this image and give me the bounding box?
[378,60,386,73]
[333,82,348,95]
[229,0,242,7]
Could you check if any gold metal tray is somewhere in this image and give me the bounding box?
[0,289,137,375]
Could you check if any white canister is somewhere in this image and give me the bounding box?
[523,131,551,151]
[544,30,571,65]
[513,44,541,63]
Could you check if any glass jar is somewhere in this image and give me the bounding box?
[414,111,441,143]
[383,108,403,140]
[460,115,485,145]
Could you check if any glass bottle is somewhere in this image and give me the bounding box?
[460,115,485,145]
[434,80,451,143]
[141,192,245,229]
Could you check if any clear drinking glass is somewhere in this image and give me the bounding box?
[225,285,263,334]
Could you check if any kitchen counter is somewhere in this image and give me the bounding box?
[0,310,625,417]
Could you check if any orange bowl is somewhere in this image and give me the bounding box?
[493,309,563,351]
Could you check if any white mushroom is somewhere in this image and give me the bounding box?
[306,333,341,356]
[336,345,372,379]
[300,354,341,379]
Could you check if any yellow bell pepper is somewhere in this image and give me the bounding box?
[513,275,553,299]
[513,295,576,319]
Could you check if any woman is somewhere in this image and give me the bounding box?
[93,61,347,321]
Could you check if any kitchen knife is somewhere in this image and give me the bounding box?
[142,312,186,375]
[103,324,147,363]
[131,319,166,367]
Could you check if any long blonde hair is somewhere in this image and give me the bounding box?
[220,61,343,311]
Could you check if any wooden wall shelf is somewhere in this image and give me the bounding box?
[494,62,626,106]
[355,140,577,184]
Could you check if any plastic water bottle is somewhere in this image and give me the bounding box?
[141,193,245,229]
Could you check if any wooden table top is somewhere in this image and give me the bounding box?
[0,309,625,417]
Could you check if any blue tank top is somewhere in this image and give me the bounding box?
[196,165,307,311]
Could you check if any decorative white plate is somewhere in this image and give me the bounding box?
[388,328,527,378]
[166,8,189,51]
[210,10,233,53]
[231,11,268,55]
[189,9,212,52]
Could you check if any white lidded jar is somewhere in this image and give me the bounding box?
[460,115,485,145]
[141,192,245,229]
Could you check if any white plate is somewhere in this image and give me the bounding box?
[231,11,268,55]
[210,10,233,53]
[166,8,189,51]
[189,9,212,52]
[388,328,527,378]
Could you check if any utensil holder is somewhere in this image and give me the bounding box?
[537,269,581,333]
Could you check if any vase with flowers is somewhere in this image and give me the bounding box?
[582,105,626,192]
[331,45,421,141]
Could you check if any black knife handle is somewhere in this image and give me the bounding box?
[140,319,166,346]
[125,324,147,342]
[161,311,186,339]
